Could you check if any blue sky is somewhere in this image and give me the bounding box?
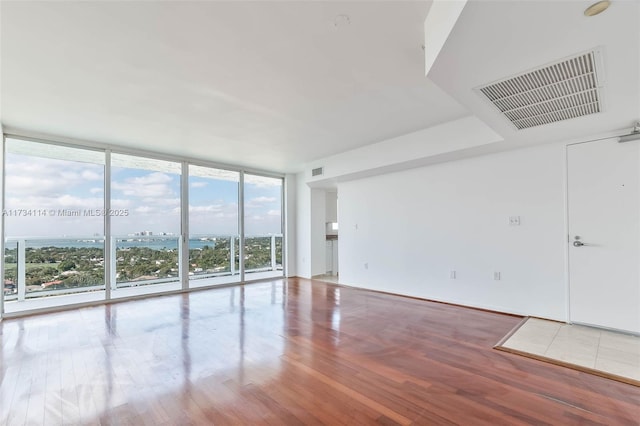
[4,153,105,237]
[4,147,282,238]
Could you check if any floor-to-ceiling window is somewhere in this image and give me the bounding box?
[243,174,284,280]
[1,136,285,316]
[3,138,106,312]
[188,165,240,288]
[110,153,182,298]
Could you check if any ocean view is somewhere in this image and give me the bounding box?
[7,237,248,251]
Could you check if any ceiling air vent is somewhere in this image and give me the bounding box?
[311,167,324,177]
[477,49,604,130]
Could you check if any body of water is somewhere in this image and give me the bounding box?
[7,237,245,251]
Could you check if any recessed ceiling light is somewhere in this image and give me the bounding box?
[584,0,611,17]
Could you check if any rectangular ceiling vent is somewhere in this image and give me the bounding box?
[477,49,604,130]
[311,167,324,177]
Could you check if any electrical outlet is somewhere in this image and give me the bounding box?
[509,216,520,226]
[450,270,456,279]
[494,271,501,280]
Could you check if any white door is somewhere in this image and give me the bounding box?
[568,138,640,334]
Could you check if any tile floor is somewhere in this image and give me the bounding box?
[501,317,640,383]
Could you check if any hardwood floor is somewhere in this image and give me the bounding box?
[1,278,638,425]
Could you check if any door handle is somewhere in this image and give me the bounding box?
[573,240,586,247]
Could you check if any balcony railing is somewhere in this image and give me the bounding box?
[3,234,283,302]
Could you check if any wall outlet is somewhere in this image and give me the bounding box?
[509,216,521,226]
[450,270,456,279]
[494,271,501,280]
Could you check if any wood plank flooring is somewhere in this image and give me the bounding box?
[1,278,638,425]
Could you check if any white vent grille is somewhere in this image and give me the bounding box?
[477,50,603,130]
[311,167,324,177]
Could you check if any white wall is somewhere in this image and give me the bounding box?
[338,142,567,320]
[325,190,338,224]
[310,188,327,276]
[284,173,297,277]
[306,115,502,185]
[295,171,311,278]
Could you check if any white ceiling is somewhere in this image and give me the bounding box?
[1,1,639,173]
[429,0,640,148]
[0,0,467,172]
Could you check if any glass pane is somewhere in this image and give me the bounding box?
[3,138,105,312]
[243,174,283,280]
[110,153,182,297]
[188,165,240,287]
[3,241,18,302]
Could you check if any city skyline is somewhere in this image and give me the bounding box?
[4,139,282,238]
